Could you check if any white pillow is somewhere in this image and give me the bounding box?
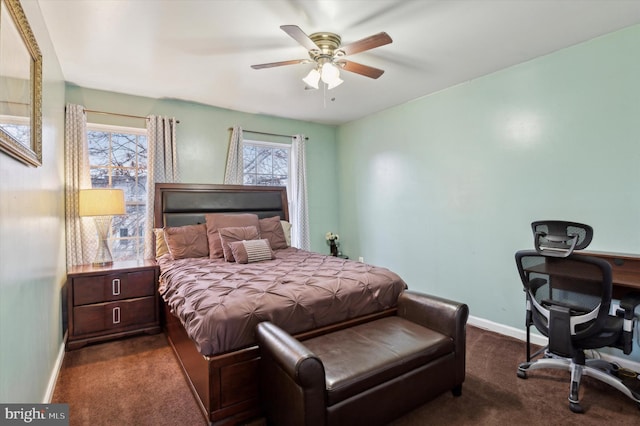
[280,220,292,246]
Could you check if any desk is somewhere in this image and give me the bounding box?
[583,251,640,299]
[522,251,640,300]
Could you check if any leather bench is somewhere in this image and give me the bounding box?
[256,290,469,426]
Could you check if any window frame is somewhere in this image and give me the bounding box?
[241,138,292,195]
[86,122,148,261]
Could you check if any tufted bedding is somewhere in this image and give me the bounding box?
[158,247,407,356]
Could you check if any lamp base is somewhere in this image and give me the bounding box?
[92,216,114,267]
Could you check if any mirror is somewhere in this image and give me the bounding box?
[0,0,42,167]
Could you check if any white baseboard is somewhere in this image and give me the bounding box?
[468,314,640,373]
[44,334,66,403]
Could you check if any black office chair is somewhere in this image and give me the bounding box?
[515,220,640,413]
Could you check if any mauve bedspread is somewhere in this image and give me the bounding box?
[158,247,407,356]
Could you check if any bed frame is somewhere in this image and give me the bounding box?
[154,183,396,425]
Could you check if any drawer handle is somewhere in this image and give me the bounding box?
[112,306,121,324]
[112,278,121,296]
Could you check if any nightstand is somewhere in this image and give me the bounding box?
[66,260,161,350]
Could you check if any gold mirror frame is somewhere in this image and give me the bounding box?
[0,0,42,167]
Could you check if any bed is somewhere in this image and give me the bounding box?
[153,183,407,425]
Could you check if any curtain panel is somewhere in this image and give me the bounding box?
[291,134,310,250]
[144,115,179,259]
[64,104,93,267]
[224,126,244,184]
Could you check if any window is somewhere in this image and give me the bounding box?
[87,124,147,261]
[0,115,30,142]
[242,140,290,188]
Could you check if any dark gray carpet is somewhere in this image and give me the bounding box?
[52,326,639,425]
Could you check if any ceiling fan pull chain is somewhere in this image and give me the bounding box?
[323,83,327,109]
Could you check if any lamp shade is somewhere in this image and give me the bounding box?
[79,189,126,217]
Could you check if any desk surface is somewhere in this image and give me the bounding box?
[521,251,640,299]
[582,251,640,292]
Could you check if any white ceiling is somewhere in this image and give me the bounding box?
[38,0,640,126]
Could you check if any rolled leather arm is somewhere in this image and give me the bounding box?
[397,290,469,339]
[256,321,326,426]
[618,292,640,355]
[397,290,469,387]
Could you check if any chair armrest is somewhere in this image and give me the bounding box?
[618,292,640,355]
[397,290,469,340]
[256,322,326,426]
[620,291,640,316]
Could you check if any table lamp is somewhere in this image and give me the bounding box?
[79,188,125,266]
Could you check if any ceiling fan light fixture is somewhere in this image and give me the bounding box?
[321,62,342,89]
[252,26,392,89]
[302,68,320,89]
[327,77,343,90]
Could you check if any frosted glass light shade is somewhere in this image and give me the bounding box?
[79,189,125,217]
[321,62,343,89]
[302,68,320,89]
[327,77,344,90]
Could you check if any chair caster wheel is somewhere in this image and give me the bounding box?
[569,402,584,414]
[517,369,527,379]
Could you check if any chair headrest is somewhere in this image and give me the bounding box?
[531,220,593,257]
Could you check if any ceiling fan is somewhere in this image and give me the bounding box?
[251,25,392,90]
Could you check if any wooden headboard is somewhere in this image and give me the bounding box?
[154,183,289,228]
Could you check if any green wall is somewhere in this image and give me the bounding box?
[337,25,640,361]
[65,86,339,254]
[0,0,67,402]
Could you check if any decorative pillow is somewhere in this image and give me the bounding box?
[259,216,288,250]
[205,213,260,259]
[218,226,260,262]
[153,228,170,258]
[163,223,209,260]
[280,220,292,246]
[229,239,275,264]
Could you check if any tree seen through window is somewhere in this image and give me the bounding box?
[87,125,147,261]
[242,141,289,187]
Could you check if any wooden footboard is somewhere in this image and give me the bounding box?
[163,303,397,425]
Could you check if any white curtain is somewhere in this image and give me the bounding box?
[290,134,310,250]
[144,115,179,259]
[224,126,244,184]
[64,104,93,267]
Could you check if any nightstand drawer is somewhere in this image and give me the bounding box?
[72,296,157,335]
[73,269,155,306]
[66,260,161,350]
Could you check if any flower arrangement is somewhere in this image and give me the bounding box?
[326,232,340,256]
[325,232,339,242]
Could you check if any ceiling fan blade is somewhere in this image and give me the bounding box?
[338,60,385,79]
[339,32,392,56]
[280,25,319,51]
[251,59,310,69]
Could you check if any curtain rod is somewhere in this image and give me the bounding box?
[84,108,180,123]
[230,128,308,140]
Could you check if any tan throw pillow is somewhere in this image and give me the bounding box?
[259,216,288,250]
[205,213,260,258]
[153,228,170,258]
[218,226,260,262]
[280,220,292,246]
[163,223,209,260]
[229,239,275,264]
